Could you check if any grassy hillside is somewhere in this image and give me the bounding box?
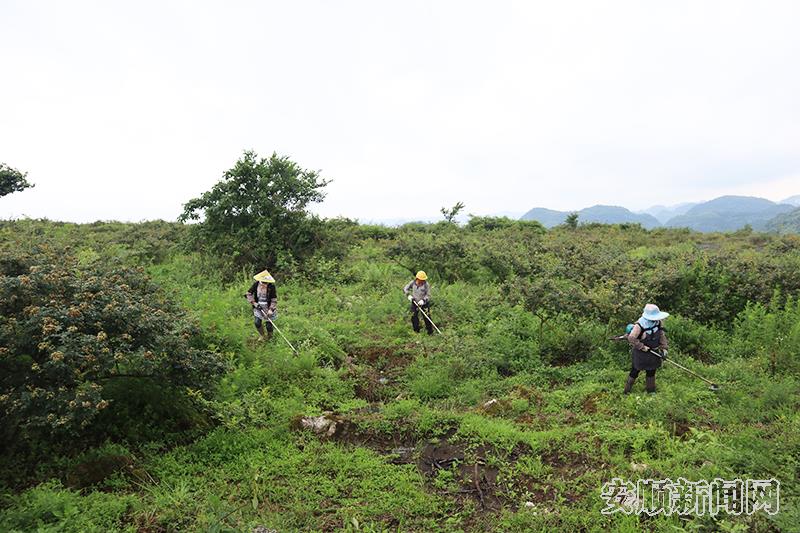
[1,220,799,531]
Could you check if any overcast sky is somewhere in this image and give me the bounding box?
[2,1,799,223]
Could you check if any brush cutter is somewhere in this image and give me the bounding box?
[413,300,443,335]
[262,311,299,355]
[649,348,720,391]
[246,296,299,355]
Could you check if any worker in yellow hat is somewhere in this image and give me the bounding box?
[246,269,277,341]
[403,271,433,334]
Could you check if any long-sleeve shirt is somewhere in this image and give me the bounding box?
[246,281,277,310]
[627,323,668,352]
[403,280,430,303]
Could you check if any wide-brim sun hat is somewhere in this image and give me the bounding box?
[253,270,275,283]
[642,303,669,321]
[415,270,427,281]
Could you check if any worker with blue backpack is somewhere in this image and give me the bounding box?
[624,304,670,394]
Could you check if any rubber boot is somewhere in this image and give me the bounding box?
[267,330,273,341]
[623,375,636,394]
[646,375,656,393]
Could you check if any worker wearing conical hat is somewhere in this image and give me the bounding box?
[246,270,278,341]
[403,271,433,335]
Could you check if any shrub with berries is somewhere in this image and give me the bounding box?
[0,245,226,447]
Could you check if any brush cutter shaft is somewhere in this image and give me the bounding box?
[249,299,297,355]
[414,300,443,335]
[265,315,298,354]
[650,350,717,386]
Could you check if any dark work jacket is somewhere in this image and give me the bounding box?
[632,324,664,371]
[247,281,277,305]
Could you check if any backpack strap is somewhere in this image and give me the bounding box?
[637,321,661,338]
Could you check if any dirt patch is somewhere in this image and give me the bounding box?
[347,345,411,373]
[581,393,600,414]
[350,366,395,402]
[343,345,416,402]
[417,441,506,511]
[296,411,424,453]
[65,454,139,489]
[540,449,596,480]
[66,455,130,489]
[297,412,597,515]
[671,419,691,437]
[512,386,545,408]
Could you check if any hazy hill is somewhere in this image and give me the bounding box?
[766,207,800,233]
[520,205,660,229]
[782,195,800,206]
[640,203,698,224]
[579,205,660,228]
[666,196,795,232]
[518,207,568,227]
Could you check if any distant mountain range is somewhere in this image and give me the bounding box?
[521,205,660,229]
[664,196,794,232]
[638,203,697,224]
[521,195,799,233]
[782,195,800,207]
[766,207,800,234]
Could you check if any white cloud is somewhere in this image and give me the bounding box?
[1,0,799,222]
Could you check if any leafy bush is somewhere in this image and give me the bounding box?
[732,294,800,374]
[0,162,33,198]
[0,245,226,451]
[179,151,330,278]
[0,480,135,532]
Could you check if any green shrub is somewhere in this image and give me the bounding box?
[179,151,330,278]
[0,245,225,452]
[0,480,135,532]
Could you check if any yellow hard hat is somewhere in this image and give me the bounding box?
[253,270,275,283]
[415,270,427,281]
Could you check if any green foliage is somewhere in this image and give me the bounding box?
[0,480,135,532]
[440,201,465,223]
[732,293,800,374]
[0,244,226,451]
[564,211,579,229]
[766,206,800,233]
[179,151,330,277]
[0,162,33,198]
[3,219,800,532]
[0,219,187,266]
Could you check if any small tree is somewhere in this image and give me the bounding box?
[564,212,579,229]
[179,151,329,275]
[0,163,34,198]
[440,202,465,223]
